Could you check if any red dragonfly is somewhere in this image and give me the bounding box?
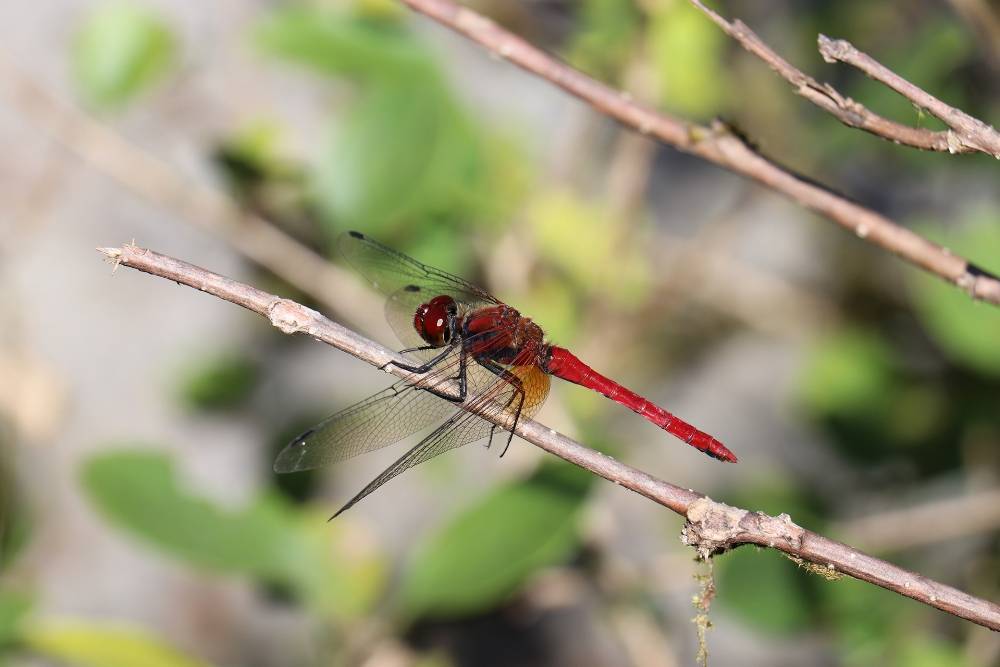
[274,231,735,515]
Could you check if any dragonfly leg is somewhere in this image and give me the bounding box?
[476,358,525,458]
[396,344,438,356]
[381,341,456,374]
[421,346,469,404]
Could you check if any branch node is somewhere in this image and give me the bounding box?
[681,497,749,558]
[817,34,848,63]
[267,299,320,335]
[946,130,963,155]
[682,498,807,558]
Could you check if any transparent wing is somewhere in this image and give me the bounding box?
[339,231,499,352]
[332,363,552,516]
[338,230,499,306]
[273,346,504,473]
[332,405,494,516]
[273,379,458,473]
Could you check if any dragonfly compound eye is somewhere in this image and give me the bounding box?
[414,295,456,347]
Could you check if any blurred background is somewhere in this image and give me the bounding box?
[1,0,998,665]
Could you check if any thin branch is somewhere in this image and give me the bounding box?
[397,0,1000,307]
[97,243,1000,631]
[689,0,1000,158]
[816,34,1000,157]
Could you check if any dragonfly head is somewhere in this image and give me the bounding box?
[414,295,458,347]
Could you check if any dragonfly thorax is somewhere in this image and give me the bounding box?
[413,295,458,347]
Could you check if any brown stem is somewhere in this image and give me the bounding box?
[816,34,1000,157]
[396,0,1000,306]
[689,0,1000,158]
[97,243,1000,631]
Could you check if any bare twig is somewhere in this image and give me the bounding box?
[688,0,1000,158]
[816,34,1000,157]
[97,243,1000,631]
[397,0,1000,307]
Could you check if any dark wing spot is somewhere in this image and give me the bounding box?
[348,230,364,239]
[404,284,421,292]
[290,427,317,446]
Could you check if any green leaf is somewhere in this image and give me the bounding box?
[716,480,822,634]
[256,6,506,236]
[255,8,426,81]
[175,352,259,412]
[398,463,590,618]
[896,637,968,667]
[528,190,650,308]
[22,621,212,667]
[822,576,914,666]
[312,80,486,232]
[0,591,32,648]
[648,1,728,117]
[717,547,814,635]
[80,450,385,619]
[73,1,176,110]
[909,214,1000,375]
[82,450,301,574]
[567,0,642,78]
[798,328,895,418]
[0,443,31,570]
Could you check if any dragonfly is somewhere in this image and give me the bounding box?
[274,231,736,516]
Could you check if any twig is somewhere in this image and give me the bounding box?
[97,243,1000,631]
[816,34,1000,157]
[397,0,1000,307]
[688,0,1000,158]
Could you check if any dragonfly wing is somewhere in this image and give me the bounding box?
[274,378,460,473]
[332,406,493,517]
[332,362,552,515]
[338,231,498,304]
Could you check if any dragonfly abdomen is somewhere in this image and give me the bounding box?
[542,347,737,462]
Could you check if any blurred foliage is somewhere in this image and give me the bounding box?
[81,450,384,620]
[895,637,970,667]
[213,121,304,199]
[0,591,31,649]
[174,351,260,412]
[254,5,524,245]
[0,439,28,573]
[567,0,642,79]
[21,621,213,667]
[910,213,1000,376]
[528,190,651,309]
[399,462,590,618]
[799,328,896,423]
[823,575,919,667]
[797,323,975,471]
[72,1,176,110]
[718,547,816,634]
[39,0,1000,664]
[717,479,824,634]
[648,0,728,117]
